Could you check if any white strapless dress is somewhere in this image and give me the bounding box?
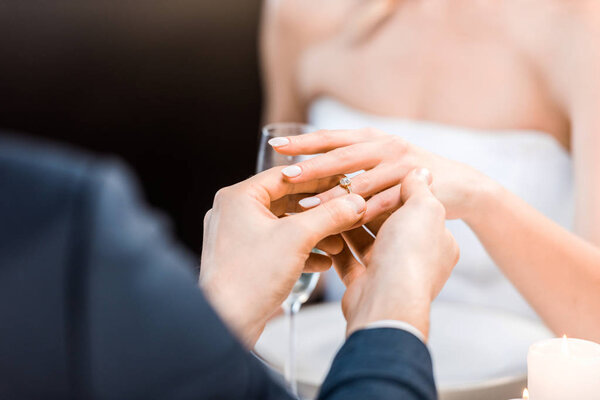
[309,97,574,318]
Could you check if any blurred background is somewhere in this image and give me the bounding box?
[0,0,263,253]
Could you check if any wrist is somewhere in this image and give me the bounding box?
[346,293,431,339]
[200,279,264,348]
[461,174,502,227]
[363,320,427,343]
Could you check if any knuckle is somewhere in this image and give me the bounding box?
[213,187,232,203]
[377,191,398,211]
[390,136,409,153]
[203,209,213,225]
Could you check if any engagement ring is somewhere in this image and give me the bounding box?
[340,177,352,194]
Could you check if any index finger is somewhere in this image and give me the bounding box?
[279,141,384,183]
[269,128,385,155]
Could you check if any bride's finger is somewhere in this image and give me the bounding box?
[269,128,385,155]
[298,163,407,208]
[298,181,404,231]
[355,169,435,231]
[280,141,384,182]
[350,184,404,229]
[245,167,344,204]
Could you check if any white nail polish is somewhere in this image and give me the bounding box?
[268,137,290,147]
[415,168,432,181]
[281,165,302,178]
[299,197,321,209]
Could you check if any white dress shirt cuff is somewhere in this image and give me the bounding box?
[363,320,426,344]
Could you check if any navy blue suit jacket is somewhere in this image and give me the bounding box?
[0,135,437,399]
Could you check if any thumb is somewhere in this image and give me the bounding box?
[401,168,433,203]
[285,194,366,247]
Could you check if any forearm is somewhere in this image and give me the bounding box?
[465,181,600,340]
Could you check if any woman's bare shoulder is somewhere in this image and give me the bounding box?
[262,0,355,47]
[260,0,356,122]
[514,1,600,109]
[539,1,600,140]
[557,2,600,87]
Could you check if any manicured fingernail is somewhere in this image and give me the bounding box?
[345,194,366,213]
[299,196,321,209]
[415,167,432,182]
[281,165,302,178]
[268,137,290,147]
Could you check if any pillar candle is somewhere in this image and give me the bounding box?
[528,336,600,399]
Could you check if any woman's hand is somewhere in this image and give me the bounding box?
[270,128,494,225]
[333,169,460,338]
[199,166,366,347]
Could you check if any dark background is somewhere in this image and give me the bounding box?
[0,1,263,254]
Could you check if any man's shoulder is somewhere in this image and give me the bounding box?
[0,133,138,240]
[0,133,135,198]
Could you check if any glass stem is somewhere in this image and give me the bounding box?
[284,300,301,397]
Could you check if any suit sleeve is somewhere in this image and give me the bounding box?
[318,328,437,400]
[70,160,292,400]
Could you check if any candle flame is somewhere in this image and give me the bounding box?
[561,334,570,355]
[523,388,529,399]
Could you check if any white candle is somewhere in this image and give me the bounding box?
[508,388,529,400]
[528,336,600,399]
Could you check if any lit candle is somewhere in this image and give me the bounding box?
[508,388,529,400]
[527,335,600,399]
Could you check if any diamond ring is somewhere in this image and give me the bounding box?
[339,177,352,194]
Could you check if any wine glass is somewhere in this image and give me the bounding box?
[257,122,321,397]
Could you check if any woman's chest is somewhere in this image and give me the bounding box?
[299,6,570,146]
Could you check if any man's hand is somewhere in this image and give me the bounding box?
[333,168,460,339]
[199,167,366,347]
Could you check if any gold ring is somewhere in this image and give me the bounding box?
[339,177,352,194]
